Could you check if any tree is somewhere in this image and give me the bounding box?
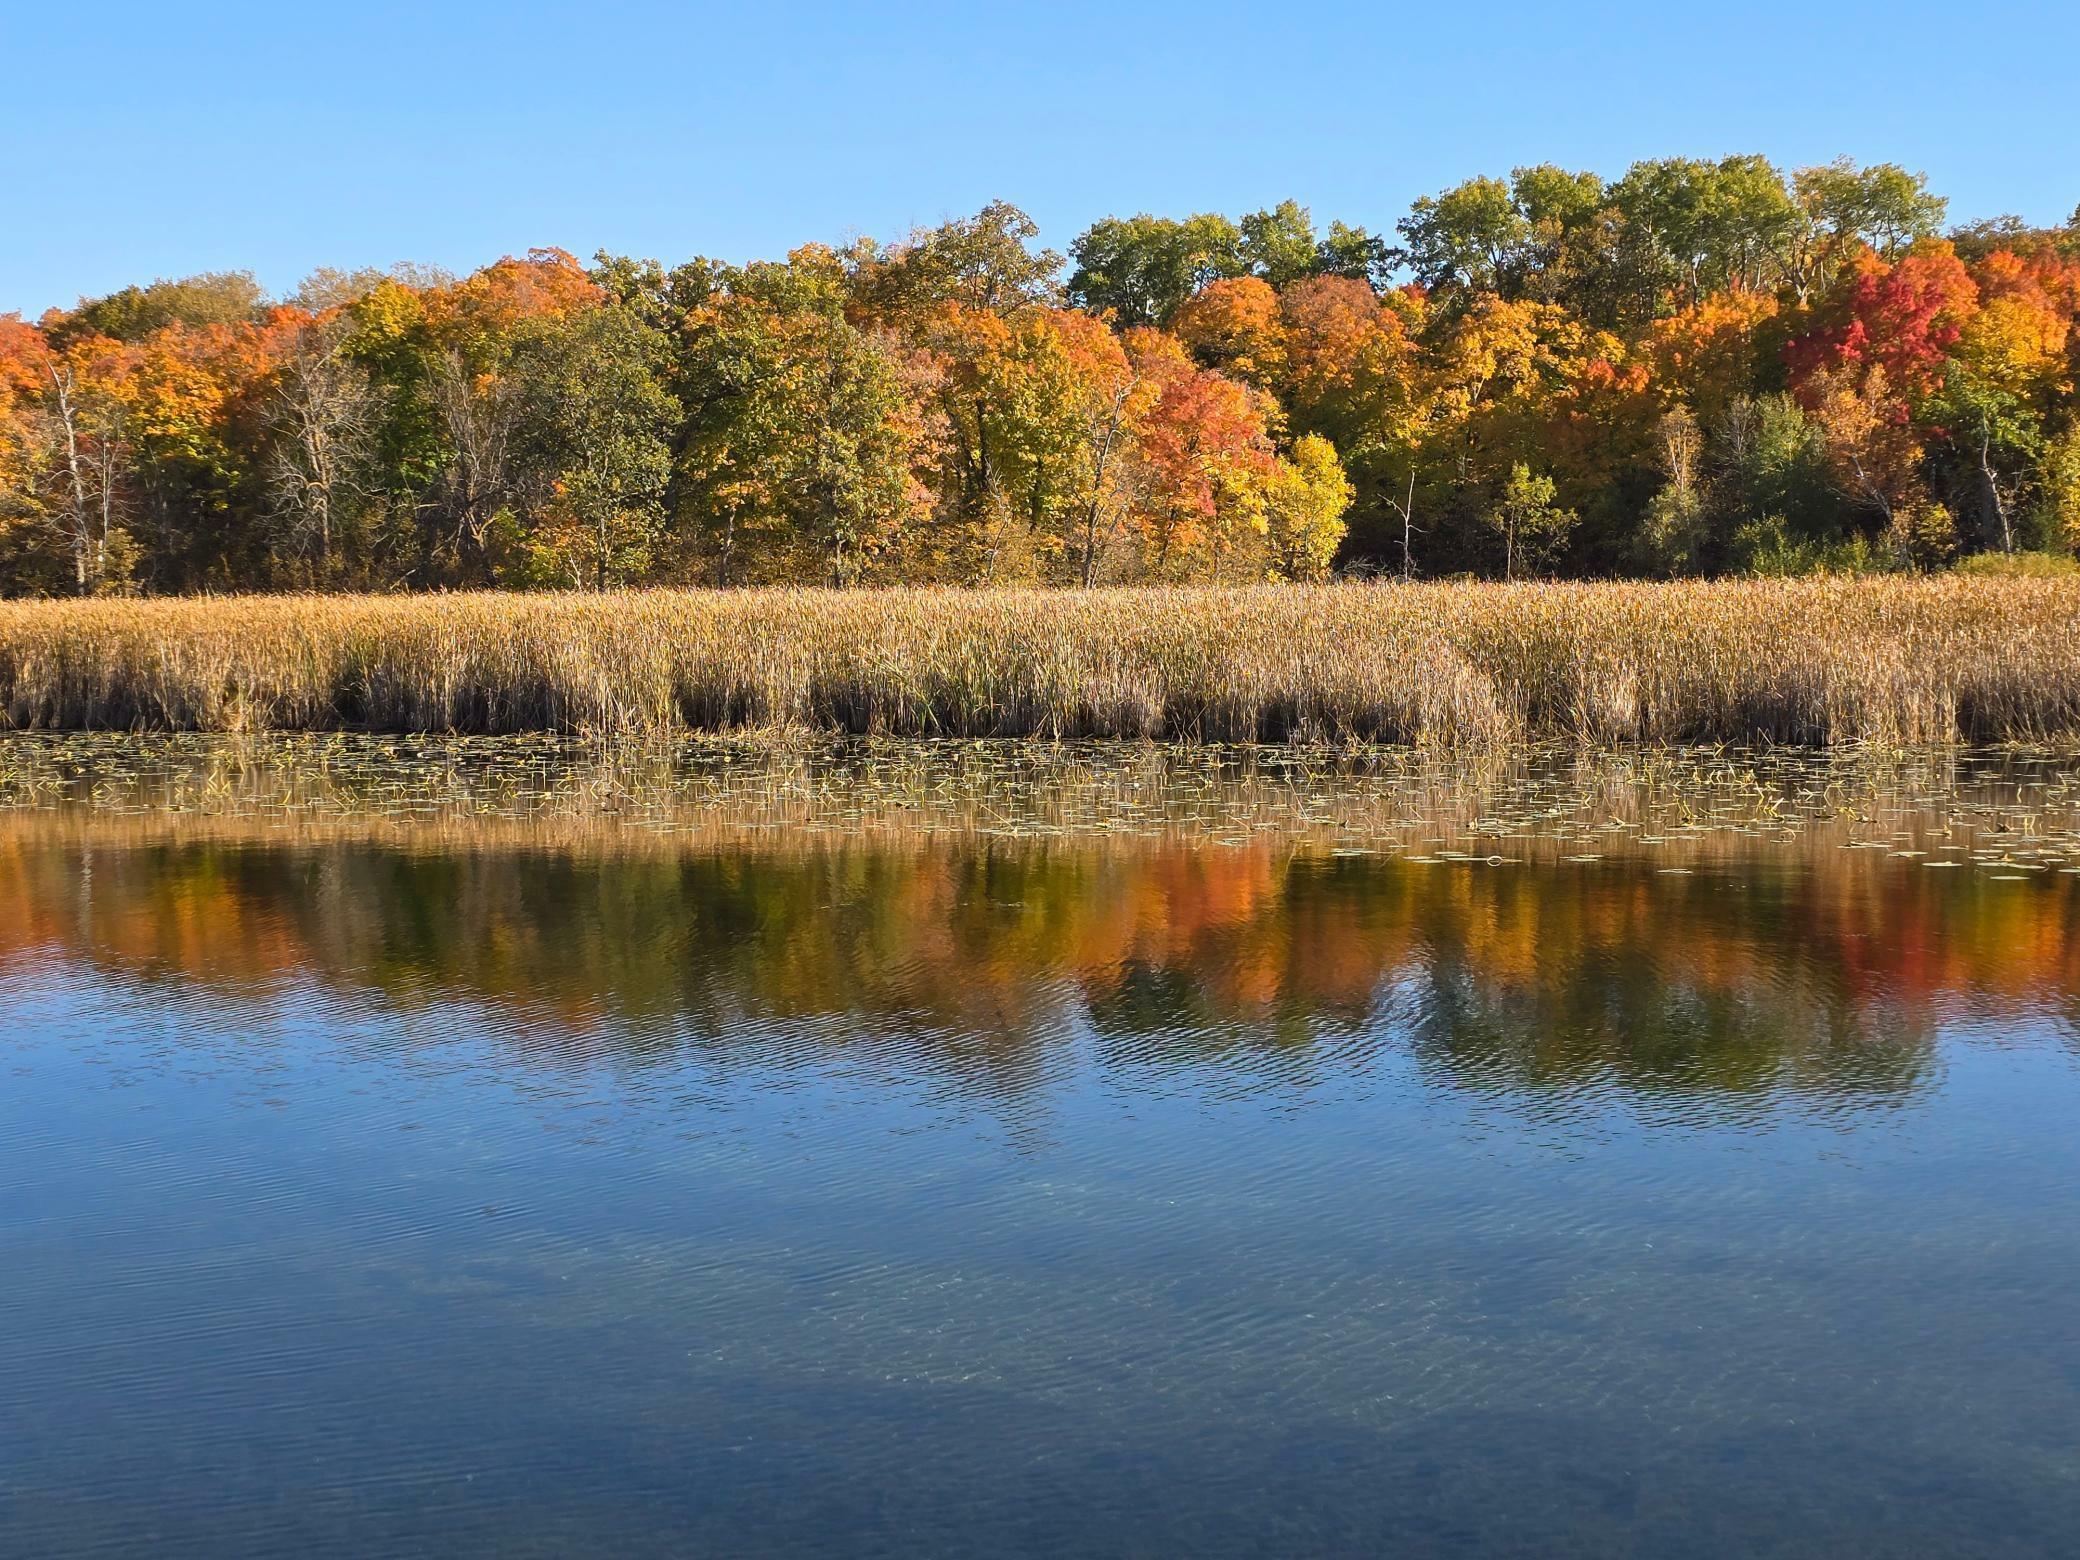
[1786,245,1979,406]
[508,304,679,588]
[1119,332,1279,579]
[1067,213,1244,327]
[411,250,605,582]
[1485,463,1576,578]
[2035,424,2080,552]
[5,157,2076,595]
[1262,434,1352,579]
[1171,277,1287,385]
[1794,159,1947,261]
[28,341,137,594]
[1639,406,1709,572]
[1803,362,1927,543]
[262,316,379,576]
[1936,367,2035,552]
[678,256,925,583]
[848,202,1062,324]
[1608,156,1799,315]
[1645,290,1781,428]
[1710,393,1838,547]
[1397,176,1529,296]
[915,304,1156,583]
[1240,201,1320,288]
[57,272,268,343]
[1315,222,1394,288]
[1919,277,2068,550]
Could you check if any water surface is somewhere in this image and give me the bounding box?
[4,739,2079,1556]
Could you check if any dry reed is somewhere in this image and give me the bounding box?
[1,579,2077,745]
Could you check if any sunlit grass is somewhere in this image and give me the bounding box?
[1,580,2076,745]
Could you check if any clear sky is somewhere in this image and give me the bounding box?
[6,0,2076,318]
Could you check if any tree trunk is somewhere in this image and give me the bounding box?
[1980,425,2013,553]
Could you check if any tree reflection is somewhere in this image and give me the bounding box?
[4,820,2073,1114]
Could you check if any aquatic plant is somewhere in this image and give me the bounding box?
[1,579,2077,745]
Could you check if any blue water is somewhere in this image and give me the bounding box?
[3,821,2078,1556]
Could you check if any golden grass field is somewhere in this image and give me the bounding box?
[1,579,2077,745]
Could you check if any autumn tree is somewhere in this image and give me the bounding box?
[26,339,138,593]
[1117,332,1281,579]
[4,156,2076,595]
[1171,277,1288,386]
[404,249,605,581]
[1801,361,1936,560]
[678,251,925,583]
[1929,266,2072,549]
[1262,434,1353,579]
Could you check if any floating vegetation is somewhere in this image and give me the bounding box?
[2,732,2079,876]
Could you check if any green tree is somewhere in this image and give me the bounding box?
[1314,221,1394,288]
[2033,424,2080,553]
[678,257,922,583]
[509,304,679,589]
[1240,201,1320,288]
[1608,155,1799,315]
[1067,213,1245,327]
[1794,159,1947,258]
[1712,394,1838,545]
[55,272,268,343]
[1397,176,1529,296]
[1485,463,1577,578]
[847,201,1062,323]
[1639,406,1710,573]
[1933,366,2040,554]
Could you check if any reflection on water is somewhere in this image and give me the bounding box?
[2,739,2079,1556]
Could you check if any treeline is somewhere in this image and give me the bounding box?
[3,156,2078,596]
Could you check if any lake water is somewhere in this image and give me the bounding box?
[3,738,2078,1557]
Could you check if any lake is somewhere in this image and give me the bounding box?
[3,737,2078,1557]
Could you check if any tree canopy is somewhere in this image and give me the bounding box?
[4,156,2077,594]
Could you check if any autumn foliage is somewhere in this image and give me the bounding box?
[4,162,2079,596]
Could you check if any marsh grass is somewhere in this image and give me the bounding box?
[2,580,2077,745]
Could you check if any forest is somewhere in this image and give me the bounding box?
[3,155,2078,596]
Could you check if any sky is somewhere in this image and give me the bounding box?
[6,0,2077,318]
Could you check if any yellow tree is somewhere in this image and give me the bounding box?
[1262,434,1353,579]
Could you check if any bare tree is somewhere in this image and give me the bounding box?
[264,321,377,573]
[428,348,522,583]
[40,357,130,594]
[1382,467,1420,581]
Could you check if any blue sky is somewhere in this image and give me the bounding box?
[6,0,2076,317]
